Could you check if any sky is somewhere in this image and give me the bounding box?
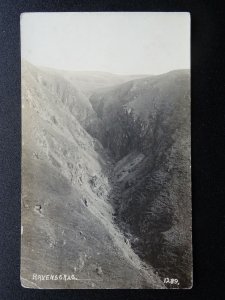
[21,12,190,75]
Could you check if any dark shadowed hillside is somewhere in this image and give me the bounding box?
[89,70,192,288]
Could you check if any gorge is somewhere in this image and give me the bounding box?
[21,61,192,289]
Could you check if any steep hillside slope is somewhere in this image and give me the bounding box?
[22,61,97,128]
[21,62,164,289]
[90,70,192,288]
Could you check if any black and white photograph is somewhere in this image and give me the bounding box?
[20,12,192,289]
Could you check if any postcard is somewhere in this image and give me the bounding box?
[21,12,192,289]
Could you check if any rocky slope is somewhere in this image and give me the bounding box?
[21,61,164,289]
[90,70,192,288]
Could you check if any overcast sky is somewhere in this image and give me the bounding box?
[21,12,190,75]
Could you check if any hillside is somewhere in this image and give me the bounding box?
[21,61,164,289]
[90,70,192,288]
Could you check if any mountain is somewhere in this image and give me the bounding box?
[89,70,192,288]
[21,61,164,289]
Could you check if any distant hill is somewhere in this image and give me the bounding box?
[41,65,147,97]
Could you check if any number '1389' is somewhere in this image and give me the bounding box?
[164,278,179,285]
